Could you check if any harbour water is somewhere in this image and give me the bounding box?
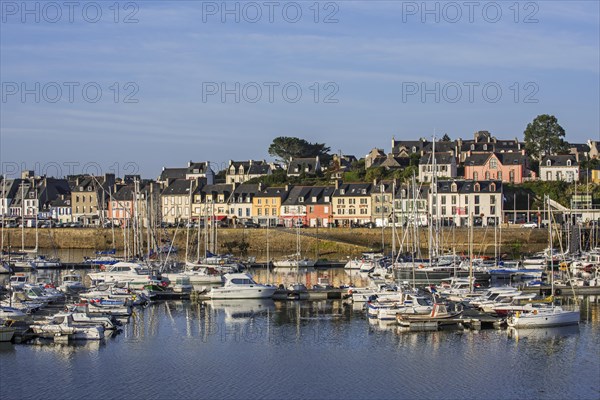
[1,295,599,400]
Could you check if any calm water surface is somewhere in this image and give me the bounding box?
[1,296,599,400]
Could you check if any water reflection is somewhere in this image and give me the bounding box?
[507,325,581,342]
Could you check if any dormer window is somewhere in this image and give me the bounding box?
[312,197,317,202]
[193,169,199,174]
[546,159,551,166]
[490,183,496,192]
[412,146,416,153]
[566,160,572,167]
[471,144,475,150]
[340,189,345,195]
[324,196,330,202]
[474,183,480,192]
[87,186,92,191]
[483,144,487,151]
[298,197,304,203]
[361,189,367,194]
[79,186,84,191]
[451,183,457,193]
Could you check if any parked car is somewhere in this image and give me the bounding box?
[243,221,260,229]
[522,222,538,228]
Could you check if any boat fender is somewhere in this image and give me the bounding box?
[515,312,520,318]
[532,309,538,315]
[555,289,562,296]
[347,289,353,295]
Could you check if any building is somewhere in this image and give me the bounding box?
[304,186,335,228]
[332,182,372,227]
[192,184,234,223]
[252,186,288,226]
[279,186,311,227]
[432,180,503,227]
[365,148,386,169]
[0,178,22,217]
[161,179,202,224]
[287,157,321,178]
[592,169,600,184]
[49,194,72,224]
[69,174,115,226]
[371,181,395,226]
[226,160,272,184]
[418,153,457,182]
[539,155,579,182]
[394,183,429,227]
[228,183,261,224]
[457,130,522,163]
[464,152,530,184]
[108,181,161,227]
[158,161,215,186]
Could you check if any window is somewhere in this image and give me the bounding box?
[547,159,551,166]
[465,196,469,204]
[490,158,497,169]
[451,206,456,215]
[451,195,456,205]
[298,197,304,203]
[360,198,368,205]
[246,209,250,217]
[490,206,496,214]
[566,160,572,167]
[265,208,269,216]
[474,206,480,215]
[324,206,329,213]
[441,196,446,205]
[485,172,490,180]
[257,199,262,205]
[497,171,502,180]
[473,172,478,180]
[257,209,262,216]
[474,183,480,192]
[441,206,446,215]
[509,170,515,183]
[491,196,496,205]
[474,195,480,204]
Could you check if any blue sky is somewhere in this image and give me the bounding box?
[1,0,598,178]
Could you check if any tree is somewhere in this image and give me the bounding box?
[441,133,452,142]
[268,137,331,164]
[524,115,569,160]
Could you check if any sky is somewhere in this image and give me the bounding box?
[1,0,598,179]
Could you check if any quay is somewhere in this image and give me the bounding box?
[519,285,600,296]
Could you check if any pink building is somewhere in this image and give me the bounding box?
[464,152,531,184]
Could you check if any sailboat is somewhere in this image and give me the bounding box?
[273,217,316,268]
[507,195,580,328]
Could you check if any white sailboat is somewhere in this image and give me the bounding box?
[507,196,580,329]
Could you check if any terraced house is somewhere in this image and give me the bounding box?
[432,180,503,227]
[371,181,395,226]
[228,183,261,224]
[332,182,372,227]
[252,186,288,226]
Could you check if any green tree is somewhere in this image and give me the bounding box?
[366,166,386,182]
[523,114,569,160]
[268,137,331,164]
[441,133,452,142]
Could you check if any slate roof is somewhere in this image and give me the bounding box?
[541,155,578,167]
[419,153,455,165]
[436,180,502,194]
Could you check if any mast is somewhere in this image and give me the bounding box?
[469,212,474,293]
[548,195,554,298]
[21,180,24,252]
[392,180,396,261]
[185,180,193,263]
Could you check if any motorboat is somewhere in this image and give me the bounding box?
[0,306,29,321]
[163,266,223,288]
[87,262,169,289]
[31,313,104,340]
[273,258,316,268]
[0,325,16,342]
[59,273,87,293]
[507,302,580,328]
[42,311,120,330]
[207,273,276,299]
[396,303,462,325]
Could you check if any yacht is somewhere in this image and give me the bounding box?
[208,273,276,299]
[507,302,580,328]
[59,273,87,293]
[87,262,169,289]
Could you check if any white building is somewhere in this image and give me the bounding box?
[540,155,579,182]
